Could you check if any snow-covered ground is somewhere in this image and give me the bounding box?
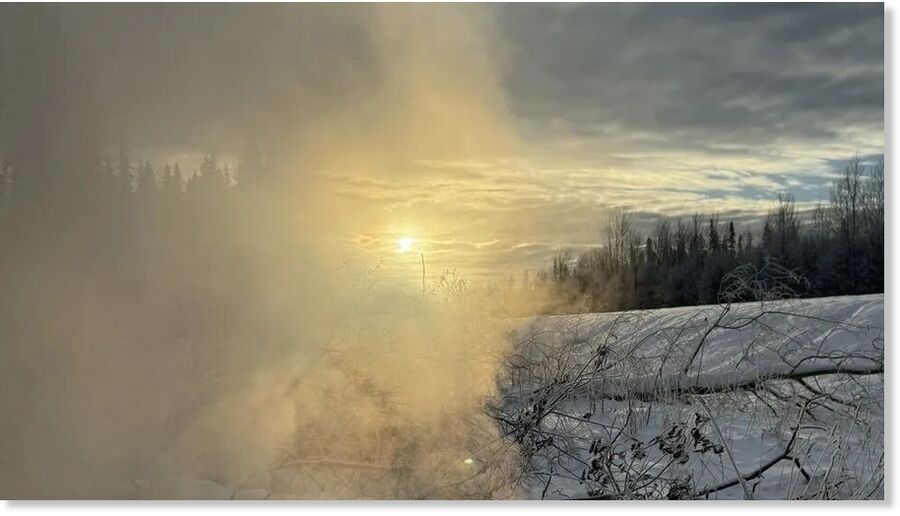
[100,294,883,500]
[496,294,884,500]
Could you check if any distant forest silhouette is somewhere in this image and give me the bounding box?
[0,151,884,317]
[535,157,884,314]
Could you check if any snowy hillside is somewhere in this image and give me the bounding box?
[495,293,884,500]
[104,294,884,500]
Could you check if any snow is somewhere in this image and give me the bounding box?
[499,294,884,500]
[113,294,883,500]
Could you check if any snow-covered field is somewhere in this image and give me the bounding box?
[495,294,884,500]
[95,293,883,500]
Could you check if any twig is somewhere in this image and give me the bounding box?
[695,396,753,500]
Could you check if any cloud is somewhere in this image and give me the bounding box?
[43,3,516,172]
[2,3,883,279]
[499,3,883,159]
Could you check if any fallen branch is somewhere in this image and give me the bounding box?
[694,404,807,499]
[567,362,883,403]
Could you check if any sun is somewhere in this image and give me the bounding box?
[397,236,415,253]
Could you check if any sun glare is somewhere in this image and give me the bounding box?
[397,236,415,253]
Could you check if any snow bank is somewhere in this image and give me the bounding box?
[499,294,884,500]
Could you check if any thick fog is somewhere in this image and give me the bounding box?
[2,2,883,500]
[0,4,528,498]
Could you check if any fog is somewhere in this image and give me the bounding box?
[0,4,528,498]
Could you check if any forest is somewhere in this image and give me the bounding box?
[0,151,884,317]
[537,157,884,314]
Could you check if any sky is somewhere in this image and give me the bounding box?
[0,3,885,499]
[4,2,885,283]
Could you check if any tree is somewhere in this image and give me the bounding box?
[860,159,884,291]
[161,163,183,198]
[188,155,227,198]
[114,151,134,194]
[763,193,799,268]
[0,159,13,200]
[653,219,673,267]
[725,222,736,256]
[603,209,637,272]
[539,155,884,315]
[136,161,158,196]
[830,156,864,256]
[707,215,720,254]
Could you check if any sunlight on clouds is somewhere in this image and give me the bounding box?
[306,2,881,283]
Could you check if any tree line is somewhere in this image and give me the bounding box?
[536,157,884,313]
[0,147,287,391]
[0,151,884,317]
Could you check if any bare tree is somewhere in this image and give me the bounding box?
[830,156,865,256]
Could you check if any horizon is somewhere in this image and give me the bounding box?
[1,3,884,284]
